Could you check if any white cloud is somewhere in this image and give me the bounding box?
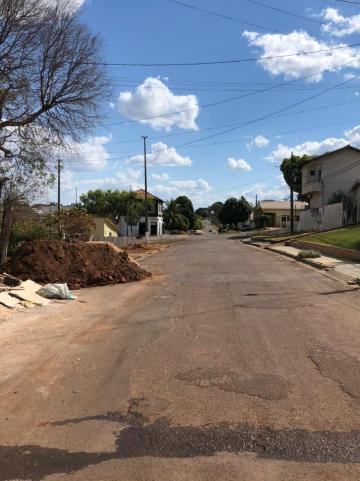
[152,173,169,181]
[254,135,270,148]
[83,168,142,189]
[321,8,360,37]
[242,30,360,82]
[126,142,192,167]
[170,179,212,191]
[242,182,289,202]
[42,0,85,13]
[266,137,348,163]
[152,178,212,198]
[118,77,199,131]
[227,157,252,172]
[61,135,112,171]
[266,123,360,162]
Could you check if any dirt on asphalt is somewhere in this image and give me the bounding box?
[3,240,151,289]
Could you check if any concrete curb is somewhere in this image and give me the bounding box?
[265,246,328,270]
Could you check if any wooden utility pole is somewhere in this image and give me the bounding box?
[290,152,294,235]
[141,136,149,241]
[57,158,62,238]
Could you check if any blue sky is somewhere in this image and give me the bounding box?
[50,0,360,207]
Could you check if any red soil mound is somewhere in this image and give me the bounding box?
[3,240,151,289]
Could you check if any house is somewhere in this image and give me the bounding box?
[258,200,308,229]
[299,145,360,231]
[119,189,164,237]
[92,217,119,241]
[32,203,73,216]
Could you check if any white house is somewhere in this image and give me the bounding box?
[299,145,360,231]
[118,189,164,237]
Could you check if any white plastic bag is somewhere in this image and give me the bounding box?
[37,283,76,300]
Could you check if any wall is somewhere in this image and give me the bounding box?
[118,216,164,237]
[93,218,118,241]
[297,202,343,232]
[288,239,360,262]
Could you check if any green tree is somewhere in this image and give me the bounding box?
[219,197,251,228]
[280,154,312,233]
[164,199,190,232]
[46,209,96,242]
[238,196,252,223]
[195,208,208,219]
[80,189,129,223]
[126,192,145,236]
[209,201,223,224]
[174,196,194,227]
[193,215,205,230]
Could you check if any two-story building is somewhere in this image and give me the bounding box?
[118,189,164,237]
[299,145,360,231]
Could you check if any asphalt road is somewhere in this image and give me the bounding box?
[1,234,360,480]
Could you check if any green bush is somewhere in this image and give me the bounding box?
[9,220,48,253]
[297,249,322,259]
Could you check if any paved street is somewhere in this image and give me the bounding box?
[1,234,360,480]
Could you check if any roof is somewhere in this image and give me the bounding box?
[259,200,308,211]
[94,217,119,232]
[302,145,360,166]
[135,189,163,202]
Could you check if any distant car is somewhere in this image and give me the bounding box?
[194,230,203,235]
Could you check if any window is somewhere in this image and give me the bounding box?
[318,169,322,181]
[310,170,315,176]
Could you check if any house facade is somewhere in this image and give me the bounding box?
[299,145,360,231]
[118,189,164,237]
[258,200,308,229]
[92,217,119,241]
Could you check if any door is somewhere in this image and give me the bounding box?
[281,216,287,228]
[138,222,145,236]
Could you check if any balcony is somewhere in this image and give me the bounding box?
[302,180,322,195]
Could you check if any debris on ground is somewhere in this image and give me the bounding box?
[125,243,169,259]
[38,283,76,300]
[3,240,151,290]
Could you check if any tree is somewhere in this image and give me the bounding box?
[126,192,145,236]
[238,196,252,223]
[80,189,129,223]
[280,154,312,233]
[219,197,251,228]
[0,0,108,260]
[195,207,208,219]
[164,199,190,232]
[193,215,205,230]
[174,196,194,227]
[209,201,223,224]
[46,209,95,242]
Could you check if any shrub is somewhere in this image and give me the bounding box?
[297,249,322,259]
[9,220,48,253]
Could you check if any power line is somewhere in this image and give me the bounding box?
[164,0,284,33]
[92,42,360,67]
[101,61,360,128]
[335,0,360,4]
[176,69,360,149]
[242,0,325,25]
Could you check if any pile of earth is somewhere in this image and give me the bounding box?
[3,240,151,289]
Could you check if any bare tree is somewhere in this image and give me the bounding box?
[0,0,109,261]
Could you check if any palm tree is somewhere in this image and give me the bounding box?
[164,200,190,233]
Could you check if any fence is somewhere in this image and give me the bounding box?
[90,234,188,249]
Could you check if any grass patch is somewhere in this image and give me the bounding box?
[304,227,360,251]
[297,249,322,259]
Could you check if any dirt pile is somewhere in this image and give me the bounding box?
[3,240,151,289]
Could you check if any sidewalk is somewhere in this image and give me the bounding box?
[266,245,360,284]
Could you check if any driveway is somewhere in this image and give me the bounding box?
[1,234,360,480]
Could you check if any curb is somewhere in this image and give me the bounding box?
[265,246,328,270]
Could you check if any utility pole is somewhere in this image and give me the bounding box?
[141,136,149,242]
[75,186,78,206]
[57,158,62,238]
[290,151,294,235]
